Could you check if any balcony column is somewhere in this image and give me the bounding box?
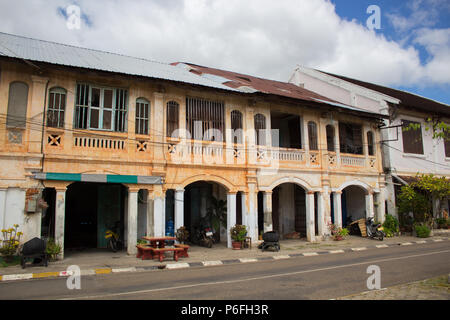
[152,92,166,176]
[305,191,316,242]
[333,121,341,166]
[227,192,237,248]
[332,191,343,228]
[174,189,184,231]
[55,186,67,259]
[28,76,49,153]
[302,118,310,166]
[263,191,273,233]
[146,189,154,237]
[365,191,375,219]
[246,185,258,242]
[127,187,139,255]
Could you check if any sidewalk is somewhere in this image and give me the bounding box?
[336,274,450,300]
[1,230,449,281]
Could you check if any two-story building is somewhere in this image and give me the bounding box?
[289,66,450,219]
[0,32,387,258]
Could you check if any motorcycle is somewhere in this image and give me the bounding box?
[105,221,122,252]
[366,217,385,241]
[192,225,214,248]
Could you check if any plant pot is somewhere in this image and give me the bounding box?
[333,235,343,241]
[232,241,242,250]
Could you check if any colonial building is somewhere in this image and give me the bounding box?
[289,66,450,218]
[0,32,386,258]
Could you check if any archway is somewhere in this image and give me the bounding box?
[341,185,367,226]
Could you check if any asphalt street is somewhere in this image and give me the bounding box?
[0,240,448,300]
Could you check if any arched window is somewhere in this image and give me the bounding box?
[135,98,150,135]
[7,81,29,128]
[367,131,375,156]
[254,114,266,146]
[231,110,243,144]
[326,124,335,152]
[166,101,179,138]
[47,87,66,128]
[308,121,318,150]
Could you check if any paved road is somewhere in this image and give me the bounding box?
[0,241,448,301]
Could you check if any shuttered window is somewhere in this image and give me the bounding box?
[6,81,29,128]
[186,97,224,141]
[308,121,318,151]
[326,125,335,152]
[254,114,266,146]
[367,131,375,156]
[445,129,450,158]
[47,87,66,128]
[339,122,363,155]
[402,120,423,155]
[135,98,149,135]
[231,110,243,144]
[167,101,179,138]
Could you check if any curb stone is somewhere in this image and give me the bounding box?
[1,237,448,283]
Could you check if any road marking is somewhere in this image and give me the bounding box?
[401,242,413,246]
[303,252,318,256]
[203,260,223,266]
[62,248,450,300]
[112,267,137,273]
[80,270,95,276]
[166,263,190,269]
[95,268,112,274]
[433,239,443,242]
[351,247,367,251]
[59,271,74,277]
[376,245,388,248]
[2,273,33,281]
[273,255,290,260]
[33,272,59,279]
[415,241,427,244]
[329,250,345,254]
[239,258,258,263]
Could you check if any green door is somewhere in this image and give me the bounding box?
[97,184,121,248]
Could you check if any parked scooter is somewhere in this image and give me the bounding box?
[366,217,385,241]
[105,221,122,252]
[192,225,214,248]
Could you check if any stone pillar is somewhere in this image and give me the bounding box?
[333,191,342,228]
[263,191,273,233]
[55,187,66,259]
[174,189,184,231]
[227,192,237,248]
[0,188,6,230]
[146,190,154,237]
[317,191,330,237]
[305,191,316,242]
[375,190,386,223]
[153,191,166,237]
[365,191,375,219]
[127,188,139,255]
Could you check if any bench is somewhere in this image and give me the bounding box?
[136,244,154,260]
[151,247,185,262]
[174,244,190,258]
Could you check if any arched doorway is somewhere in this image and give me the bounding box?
[183,181,228,244]
[341,185,367,226]
[271,183,307,239]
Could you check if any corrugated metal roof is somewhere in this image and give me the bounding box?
[0,32,238,92]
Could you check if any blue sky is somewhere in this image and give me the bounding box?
[0,0,449,105]
[332,0,450,104]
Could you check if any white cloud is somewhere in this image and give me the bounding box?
[0,0,448,88]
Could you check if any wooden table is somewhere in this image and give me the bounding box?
[142,236,176,249]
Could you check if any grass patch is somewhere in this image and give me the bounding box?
[421,275,450,288]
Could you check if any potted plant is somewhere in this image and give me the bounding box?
[328,222,348,241]
[45,238,62,261]
[230,224,247,250]
[0,224,23,263]
[176,226,190,244]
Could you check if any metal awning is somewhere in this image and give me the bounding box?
[33,172,163,185]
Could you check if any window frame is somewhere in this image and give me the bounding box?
[166,100,180,138]
[231,110,243,144]
[254,113,266,146]
[326,124,335,152]
[47,87,67,128]
[401,119,424,155]
[367,131,375,156]
[6,81,29,129]
[308,121,318,151]
[135,97,150,135]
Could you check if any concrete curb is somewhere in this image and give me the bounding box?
[1,237,448,283]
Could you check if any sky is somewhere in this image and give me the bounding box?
[0,0,449,104]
